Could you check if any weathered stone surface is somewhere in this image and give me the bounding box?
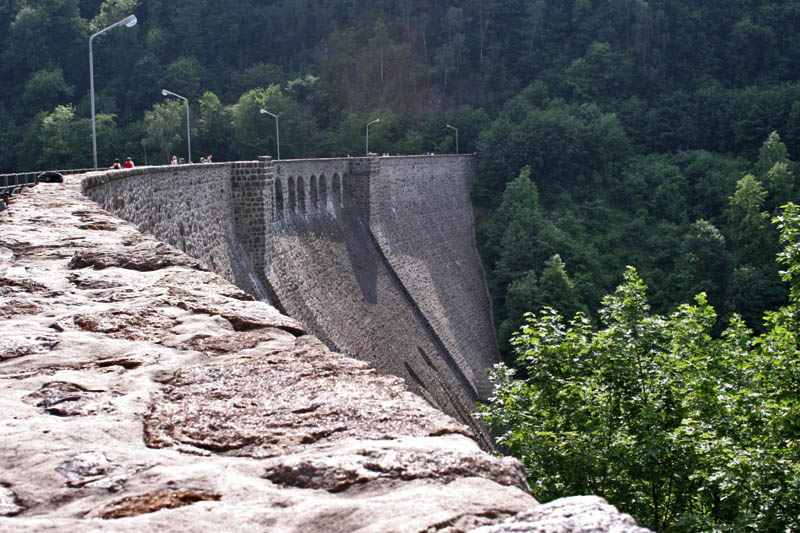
[144,339,472,458]
[0,174,651,532]
[261,436,529,493]
[172,296,305,336]
[0,335,59,360]
[0,484,25,516]
[86,488,221,519]
[68,242,207,272]
[470,497,651,533]
[54,451,143,492]
[24,381,108,416]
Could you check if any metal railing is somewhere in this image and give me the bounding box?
[0,168,92,208]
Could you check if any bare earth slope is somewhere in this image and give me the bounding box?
[0,175,649,532]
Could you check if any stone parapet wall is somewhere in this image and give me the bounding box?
[81,163,257,293]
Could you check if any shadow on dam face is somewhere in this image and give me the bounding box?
[339,209,378,306]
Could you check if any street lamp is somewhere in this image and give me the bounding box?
[366,118,380,156]
[259,108,280,160]
[89,14,137,169]
[446,124,459,154]
[161,89,191,163]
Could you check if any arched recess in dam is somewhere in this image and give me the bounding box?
[81,155,499,446]
[310,175,318,211]
[319,175,328,209]
[287,176,297,216]
[274,179,284,220]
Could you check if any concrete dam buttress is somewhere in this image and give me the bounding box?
[81,155,499,439]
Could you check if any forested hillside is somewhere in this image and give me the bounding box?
[3,0,800,342]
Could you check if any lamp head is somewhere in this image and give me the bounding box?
[161,89,169,96]
[260,109,267,114]
[123,14,137,27]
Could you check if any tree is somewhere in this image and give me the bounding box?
[466,0,497,62]
[475,98,632,206]
[368,19,390,92]
[144,99,185,164]
[196,91,233,162]
[22,68,74,111]
[497,269,540,356]
[754,130,790,179]
[433,42,456,91]
[0,105,18,171]
[229,63,285,102]
[163,56,204,101]
[725,265,785,331]
[754,131,796,212]
[231,86,289,160]
[725,173,771,259]
[434,6,467,92]
[538,254,584,320]
[394,129,423,155]
[523,0,546,56]
[764,161,794,213]
[6,0,85,77]
[671,219,731,313]
[726,16,777,85]
[231,85,323,160]
[481,166,547,278]
[423,104,490,154]
[89,0,139,33]
[39,104,77,168]
[565,42,634,101]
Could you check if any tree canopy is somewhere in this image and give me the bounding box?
[478,203,800,532]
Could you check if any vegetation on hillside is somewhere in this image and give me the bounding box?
[478,203,800,532]
[3,0,799,336]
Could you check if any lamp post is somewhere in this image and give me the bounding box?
[366,118,380,156]
[161,89,191,163]
[259,108,280,160]
[89,14,137,169]
[446,124,459,154]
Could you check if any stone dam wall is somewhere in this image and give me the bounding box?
[81,156,499,437]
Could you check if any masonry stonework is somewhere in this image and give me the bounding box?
[368,155,497,398]
[80,155,498,435]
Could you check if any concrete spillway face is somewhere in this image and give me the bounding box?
[263,157,498,447]
[364,156,499,399]
[265,196,489,445]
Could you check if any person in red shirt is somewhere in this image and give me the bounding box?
[123,156,134,168]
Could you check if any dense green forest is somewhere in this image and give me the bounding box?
[3,0,800,337]
[3,1,800,529]
[479,205,800,531]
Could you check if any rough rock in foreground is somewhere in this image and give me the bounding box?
[0,175,649,532]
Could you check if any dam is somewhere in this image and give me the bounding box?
[81,155,499,441]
